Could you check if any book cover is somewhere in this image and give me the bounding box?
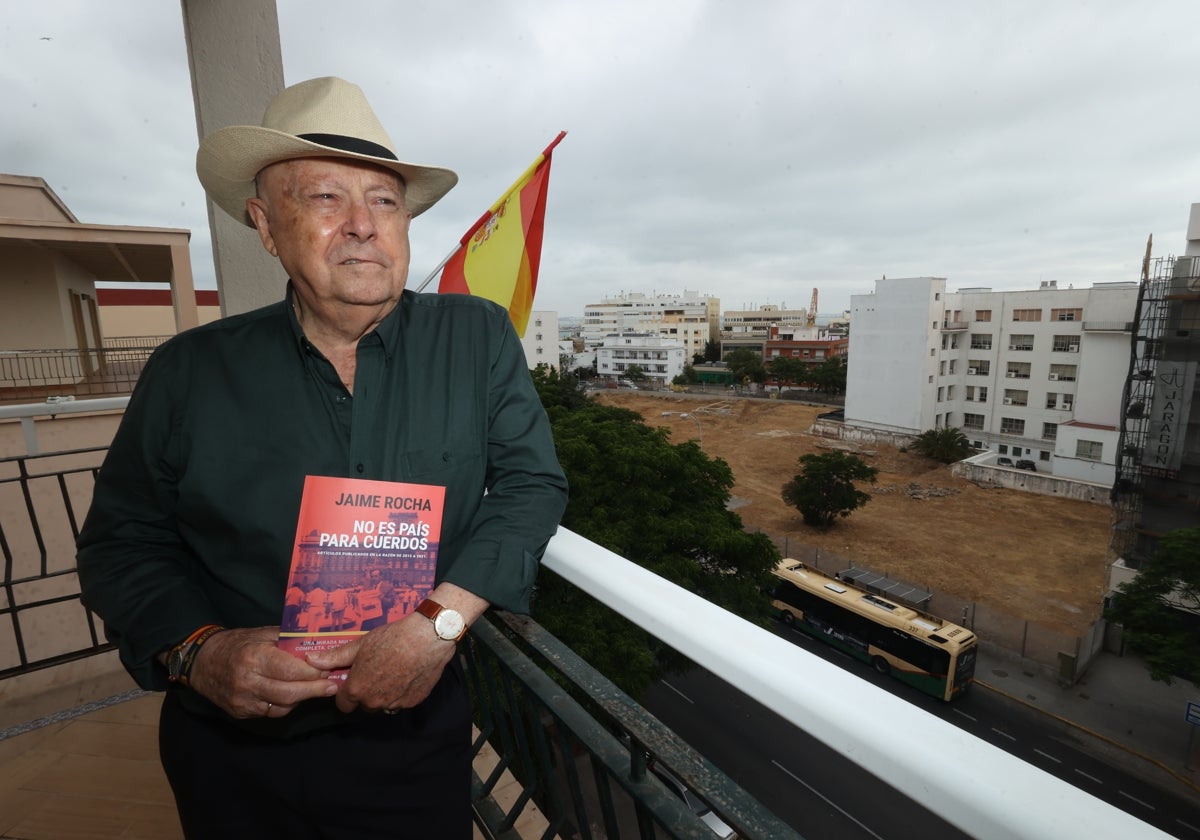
[278,475,445,680]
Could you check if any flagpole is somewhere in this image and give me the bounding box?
[414,131,567,294]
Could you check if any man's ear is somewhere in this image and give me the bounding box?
[245,198,279,257]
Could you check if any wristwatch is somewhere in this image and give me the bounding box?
[415,598,467,642]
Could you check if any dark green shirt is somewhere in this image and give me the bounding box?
[77,288,568,699]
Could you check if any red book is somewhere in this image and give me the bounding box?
[278,476,445,680]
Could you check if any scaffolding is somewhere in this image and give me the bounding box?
[1111,252,1200,569]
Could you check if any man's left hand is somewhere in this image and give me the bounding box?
[306,583,487,713]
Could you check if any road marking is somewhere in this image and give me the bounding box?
[1074,769,1103,785]
[990,728,1016,742]
[1175,818,1200,835]
[659,680,694,704]
[772,759,885,840]
[952,708,977,723]
[1117,790,1154,811]
[1033,749,1061,764]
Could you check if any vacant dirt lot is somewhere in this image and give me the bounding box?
[595,391,1113,635]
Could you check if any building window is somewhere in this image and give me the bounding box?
[1008,334,1034,351]
[975,309,992,322]
[970,334,993,350]
[1003,390,1028,406]
[1052,335,1080,352]
[937,386,944,402]
[1005,363,1030,379]
[1012,308,1042,322]
[1046,392,1058,409]
[939,361,946,376]
[948,360,957,374]
[963,413,984,430]
[1075,439,1103,461]
[1042,422,1057,440]
[1039,451,1051,462]
[967,360,989,375]
[1049,364,1077,381]
[978,386,988,403]
[947,385,955,400]
[998,444,1008,454]
[949,334,960,349]
[1000,417,1025,436]
[1052,308,1082,321]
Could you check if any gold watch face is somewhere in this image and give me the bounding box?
[434,609,465,641]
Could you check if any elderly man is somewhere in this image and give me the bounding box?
[77,77,568,839]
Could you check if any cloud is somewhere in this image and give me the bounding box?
[3,0,1198,317]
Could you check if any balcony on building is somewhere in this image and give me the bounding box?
[940,320,969,330]
[1082,320,1135,332]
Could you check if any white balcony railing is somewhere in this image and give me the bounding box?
[542,528,1171,840]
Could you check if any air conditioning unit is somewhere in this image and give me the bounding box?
[1068,346,1079,352]
[967,367,978,375]
[1006,371,1016,378]
[1003,397,1013,405]
[1048,373,1059,381]
[1063,402,1073,411]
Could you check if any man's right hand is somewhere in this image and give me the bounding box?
[186,626,338,719]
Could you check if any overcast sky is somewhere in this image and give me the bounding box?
[4,1,1199,317]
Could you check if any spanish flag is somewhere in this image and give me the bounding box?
[437,132,565,337]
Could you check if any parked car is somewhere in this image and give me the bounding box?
[996,456,1014,467]
[648,760,737,840]
[1015,459,1038,471]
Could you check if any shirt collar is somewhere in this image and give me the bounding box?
[283,282,407,363]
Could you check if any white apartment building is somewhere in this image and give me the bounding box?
[845,276,1138,482]
[595,332,687,388]
[721,304,813,355]
[518,310,559,370]
[581,291,719,360]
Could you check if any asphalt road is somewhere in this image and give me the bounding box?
[642,620,1200,839]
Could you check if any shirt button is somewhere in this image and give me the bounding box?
[336,395,347,403]
[356,463,365,474]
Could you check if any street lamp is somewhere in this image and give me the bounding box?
[660,411,703,449]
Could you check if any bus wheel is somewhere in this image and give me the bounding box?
[872,656,890,675]
[780,611,795,626]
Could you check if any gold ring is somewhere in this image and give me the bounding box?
[383,708,399,715]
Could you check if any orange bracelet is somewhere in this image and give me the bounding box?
[167,623,225,686]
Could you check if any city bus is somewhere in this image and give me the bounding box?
[771,559,977,701]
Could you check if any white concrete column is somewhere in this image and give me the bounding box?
[180,0,287,317]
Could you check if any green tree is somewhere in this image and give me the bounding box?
[809,356,847,395]
[530,363,588,414]
[621,364,648,382]
[672,363,698,386]
[910,427,975,463]
[723,348,767,384]
[1106,528,1200,686]
[781,451,878,528]
[703,339,721,363]
[533,402,780,697]
[769,356,806,389]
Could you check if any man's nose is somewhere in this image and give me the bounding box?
[342,197,377,239]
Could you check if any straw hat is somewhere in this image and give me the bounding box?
[196,77,458,226]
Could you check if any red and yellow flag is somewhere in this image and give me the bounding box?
[438,132,565,336]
